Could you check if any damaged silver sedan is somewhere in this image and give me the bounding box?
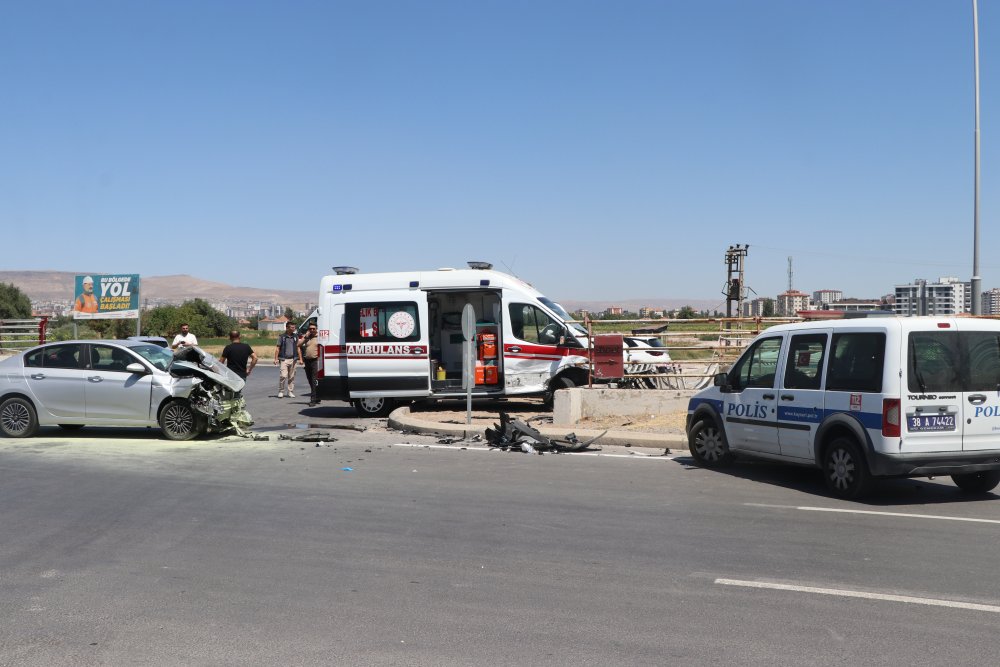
[0,340,252,440]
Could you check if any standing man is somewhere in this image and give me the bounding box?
[274,321,299,398]
[298,322,320,406]
[220,330,258,380]
[171,323,198,350]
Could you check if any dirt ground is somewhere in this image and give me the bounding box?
[408,397,689,435]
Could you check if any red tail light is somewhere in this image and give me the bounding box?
[882,398,900,437]
[317,344,325,378]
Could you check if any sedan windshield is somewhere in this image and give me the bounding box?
[131,344,173,371]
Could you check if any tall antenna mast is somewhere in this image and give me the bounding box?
[787,256,793,292]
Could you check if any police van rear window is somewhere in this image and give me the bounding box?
[907,331,1000,393]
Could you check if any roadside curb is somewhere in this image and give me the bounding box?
[388,406,688,451]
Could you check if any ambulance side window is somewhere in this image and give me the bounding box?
[345,302,420,343]
[826,332,885,393]
[783,334,826,390]
[729,337,782,391]
[509,304,556,344]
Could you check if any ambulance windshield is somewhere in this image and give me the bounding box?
[538,297,587,335]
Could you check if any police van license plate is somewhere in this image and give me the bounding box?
[908,415,956,432]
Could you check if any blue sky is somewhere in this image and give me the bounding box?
[2,1,996,306]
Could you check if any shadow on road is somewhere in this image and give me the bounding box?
[673,455,1000,506]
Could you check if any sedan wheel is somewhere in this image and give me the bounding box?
[159,400,204,441]
[0,397,39,438]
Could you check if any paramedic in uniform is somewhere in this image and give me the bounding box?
[274,321,299,398]
[298,323,320,406]
[74,276,99,313]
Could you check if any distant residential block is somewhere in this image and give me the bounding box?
[895,277,971,316]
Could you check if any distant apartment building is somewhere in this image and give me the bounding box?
[894,277,970,316]
[982,288,1000,315]
[605,306,623,316]
[827,300,883,312]
[812,289,843,306]
[776,290,811,316]
[741,298,770,317]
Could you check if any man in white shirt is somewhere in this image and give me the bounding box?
[171,323,199,350]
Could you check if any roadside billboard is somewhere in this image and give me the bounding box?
[72,274,140,320]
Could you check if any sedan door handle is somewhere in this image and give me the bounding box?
[762,393,775,400]
[87,376,103,383]
[780,394,795,401]
[508,346,521,353]
[30,373,45,380]
[968,394,987,405]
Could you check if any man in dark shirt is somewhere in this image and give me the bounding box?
[220,330,257,380]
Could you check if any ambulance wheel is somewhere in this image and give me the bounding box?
[353,397,396,418]
[951,471,1000,495]
[0,397,39,438]
[687,418,732,467]
[543,376,575,409]
[823,437,871,499]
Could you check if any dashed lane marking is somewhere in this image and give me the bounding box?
[744,503,1000,525]
[715,578,1000,614]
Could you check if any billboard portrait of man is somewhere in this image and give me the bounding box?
[74,276,99,313]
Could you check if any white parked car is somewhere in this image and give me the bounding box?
[0,340,251,440]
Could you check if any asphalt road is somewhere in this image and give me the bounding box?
[3,368,1000,665]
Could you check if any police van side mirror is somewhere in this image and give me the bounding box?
[713,372,731,392]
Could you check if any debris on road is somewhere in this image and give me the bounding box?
[484,412,606,453]
[278,430,339,443]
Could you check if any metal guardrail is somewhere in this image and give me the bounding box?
[0,318,48,354]
[578,316,801,389]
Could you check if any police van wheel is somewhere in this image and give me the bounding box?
[687,419,732,467]
[353,397,396,418]
[951,471,1000,495]
[823,437,871,499]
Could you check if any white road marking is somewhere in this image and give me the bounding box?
[743,503,1000,525]
[391,443,673,460]
[715,578,1000,614]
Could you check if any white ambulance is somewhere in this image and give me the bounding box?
[686,316,1000,498]
[313,263,592,416]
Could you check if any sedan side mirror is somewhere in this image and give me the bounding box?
[126,362,148,374]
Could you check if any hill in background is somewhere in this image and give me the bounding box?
[2,270,721,313]
[1,271,315,307]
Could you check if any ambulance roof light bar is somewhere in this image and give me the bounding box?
[332,266,359,275]
[467,261,493,270]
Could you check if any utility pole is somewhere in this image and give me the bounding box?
[724,245,749,326]
[971,0,982,314]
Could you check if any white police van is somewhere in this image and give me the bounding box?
[686,317,1000,498]
[312,263,592,416]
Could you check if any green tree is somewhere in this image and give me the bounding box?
[142,300,234,338]
[283,306,295,321]
[677,305,697,319]
[0,282,32,319]
[762,298,775,317]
